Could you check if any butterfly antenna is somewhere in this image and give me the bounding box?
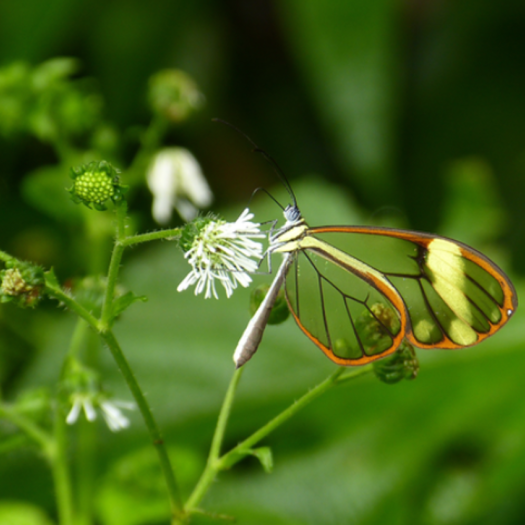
[212,118,297,207]
[249,187,285,211]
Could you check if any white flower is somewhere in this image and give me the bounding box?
[66,393,135,432]
[178,208,265,299]
[99,400,135,432]
[66,393,97,424]
[147,147,213,223]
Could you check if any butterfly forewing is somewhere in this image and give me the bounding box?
[307,226,517,352]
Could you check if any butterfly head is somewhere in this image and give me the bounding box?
[283,204,302,225]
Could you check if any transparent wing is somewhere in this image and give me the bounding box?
[284,237,409,365]
[307,227,517,350]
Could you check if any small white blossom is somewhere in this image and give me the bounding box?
[100,400,135,432]
[66,393,135,432]
[147,147,213,223]
[178,208,265,299]
[66,394,97,424]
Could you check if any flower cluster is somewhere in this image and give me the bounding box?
[62,358,134,432]
[0,260,44,308]
[177,208,264,299]
[66,393,135,432]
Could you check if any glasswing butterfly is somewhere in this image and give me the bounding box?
[233,184,517,369]
[216,121,518,368]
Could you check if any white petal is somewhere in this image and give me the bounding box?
[152,195,174,224]
[174,199,199,222]
[82,399,97,422]
[175,149,213,207]
[66,401,81,425]
[100,402,130,432]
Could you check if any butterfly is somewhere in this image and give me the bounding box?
[233,195,517,368]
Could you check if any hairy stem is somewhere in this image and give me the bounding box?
[185,365,373,513]
[101,330,184,520]
[100,202,128,330]
[185,367,244,511]
[52,404,75,525]
[120,228,183,247]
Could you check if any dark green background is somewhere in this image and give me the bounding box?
[1,1,525,524]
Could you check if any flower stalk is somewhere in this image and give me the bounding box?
[185,364,374,513]
[100,330,185,519]
[100,201,128,330]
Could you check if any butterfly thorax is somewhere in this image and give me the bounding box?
[270,204,308,254]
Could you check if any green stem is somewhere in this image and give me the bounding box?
[127,114,169,185]
[185,365,373,513]
[218,368,343,470]
[45,279,100,330]
[100,330,184,520]
[52,404,75,525]
[68,319,89,359]
[100,202,128,330]
[52,318,92,525]
[337,364,374,384]
[219,365,373,468]
[120,228,183,247]
[0,404,53,455]
[76,329,100,525]
[185,367,244,511]
[66,319,95,525]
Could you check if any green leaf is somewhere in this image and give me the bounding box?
[32,58,79,90]
[249,447,274,474]
[0,502,54,525]
[95,446,201,525]
[21,165,83,223]
[112,291,148,319]
[43,268,60,289]
[439,157,507,246]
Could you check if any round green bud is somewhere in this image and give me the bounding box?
[148,69,204,123]
[74,170,114,204]
[250,284,290,325]
[179,215,217,253]
[69,160,127,210]
[373,342,419,384]
[356,302,402,349]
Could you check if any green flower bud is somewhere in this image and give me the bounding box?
[373,341,419,384]
[62,357,100,395]
[0,260,45,308]
[179,215,217,253]
[250,284,289,325]
[69,160,127,210]
[148,69,204,123]
[355,302,401,351]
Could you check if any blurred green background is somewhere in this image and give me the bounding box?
[1,0,525,524]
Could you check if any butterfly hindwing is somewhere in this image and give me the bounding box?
[280,232,408,365]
